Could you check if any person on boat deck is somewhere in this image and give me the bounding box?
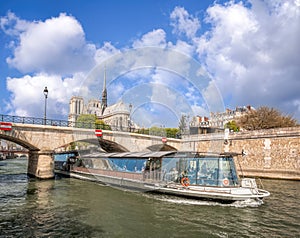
[200,162,207,174]
[169,168,178,182]
[178,170,187,182]
[211,168,219,180]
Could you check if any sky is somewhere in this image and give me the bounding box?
[0,0,299,128]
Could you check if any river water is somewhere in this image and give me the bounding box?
[0,159,299,238]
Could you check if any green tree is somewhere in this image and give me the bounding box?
[95,119,111,130]
[149,126,166,137]
[225,120,239,132]
[137,128,149,135]
[76,114,96,128]
[237,106,298,130]
[136,127,179,138]
[165,128,179,138]
[76,114,111,130]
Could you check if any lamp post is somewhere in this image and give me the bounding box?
[43,86,48,125]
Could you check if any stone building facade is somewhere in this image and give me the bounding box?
[209,105,254,128]
[183,127,300,180]
[68,70,133,130]
[190,106,254,134]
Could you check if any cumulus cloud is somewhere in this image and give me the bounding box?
[94,42,121,64]
[5,13,96,75]
[0,11,126,118]
[168,40,194,57]
[196,0,300,119]
[170,6,200,39]
[0,11,30,36]
[1,1,299,125]
[132,29,167,48]
[5,73,84,118]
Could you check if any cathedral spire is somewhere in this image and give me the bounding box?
[101,66,107,115]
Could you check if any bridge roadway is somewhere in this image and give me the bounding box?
[0,123,181,178]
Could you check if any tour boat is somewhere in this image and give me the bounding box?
[59,151,270,203]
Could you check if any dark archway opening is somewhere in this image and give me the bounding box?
[147,143,177,152]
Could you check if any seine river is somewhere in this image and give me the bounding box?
[0,159,299,238]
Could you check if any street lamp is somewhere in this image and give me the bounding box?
[43,86,48,125]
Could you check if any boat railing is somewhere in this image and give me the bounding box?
[144,170,164,182]
[73,167,144,180]
[255,177,265,190]
[241,177,262,195]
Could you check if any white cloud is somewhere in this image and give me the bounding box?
[196,0,300,119]
[0,11,30,36]
[132,29,167,48]
[6,73,84,118]
[2,1,299,126]
[94,42,121,64]
[170,6,200,39]
[5,13,96,75]
[1,12,125,120]
[168,40,194,57]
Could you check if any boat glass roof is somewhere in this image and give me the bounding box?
[81,151,177,159]
[80,151,240,159]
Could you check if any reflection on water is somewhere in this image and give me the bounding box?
[0,159,299,237]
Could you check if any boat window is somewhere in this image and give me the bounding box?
[218,157,238,186]
[82,158,94,168]
[78,157,147,173]
[108,158,147,173]
[161,156,239,186]
[161,157,181,182]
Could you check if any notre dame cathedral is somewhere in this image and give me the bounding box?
[68,70,133,131]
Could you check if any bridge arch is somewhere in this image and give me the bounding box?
[0,131,39,151]
[63,138,129,153]
[146,143,177,152]
[0,129,54,179]
[1,120,181,179]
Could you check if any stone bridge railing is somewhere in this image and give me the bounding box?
[0,114,179,138]
[0,121,182,179]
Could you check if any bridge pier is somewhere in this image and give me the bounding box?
[27,150,54,179]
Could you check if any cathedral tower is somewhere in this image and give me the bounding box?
[101,66,107,115]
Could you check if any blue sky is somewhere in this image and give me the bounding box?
[0,0,299,128]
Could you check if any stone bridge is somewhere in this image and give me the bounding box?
[0,123,181,179]
[1,122,299,181]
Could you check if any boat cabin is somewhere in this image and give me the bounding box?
[73,151,240,187]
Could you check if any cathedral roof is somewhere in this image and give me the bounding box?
[103,101,129,115]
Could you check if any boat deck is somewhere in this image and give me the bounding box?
[73,167,144,180]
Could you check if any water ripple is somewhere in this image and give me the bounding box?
[1,160,299,238]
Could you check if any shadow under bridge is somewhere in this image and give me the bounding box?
[76,138,178,153]
[77,138,129,153]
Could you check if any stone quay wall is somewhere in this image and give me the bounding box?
[183,127,300,180]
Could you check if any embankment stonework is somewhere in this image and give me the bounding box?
[184,127,300,180]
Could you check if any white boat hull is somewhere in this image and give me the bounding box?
[59,170,270,202]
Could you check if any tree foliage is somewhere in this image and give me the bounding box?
[165,128,180,138]
[95,119,111,130]
[237,106,298,130]
[136,126,179,138]
[76,114,111,129]
[225,120,239,132]
[149,126,166,136]
[76,114,96,128]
